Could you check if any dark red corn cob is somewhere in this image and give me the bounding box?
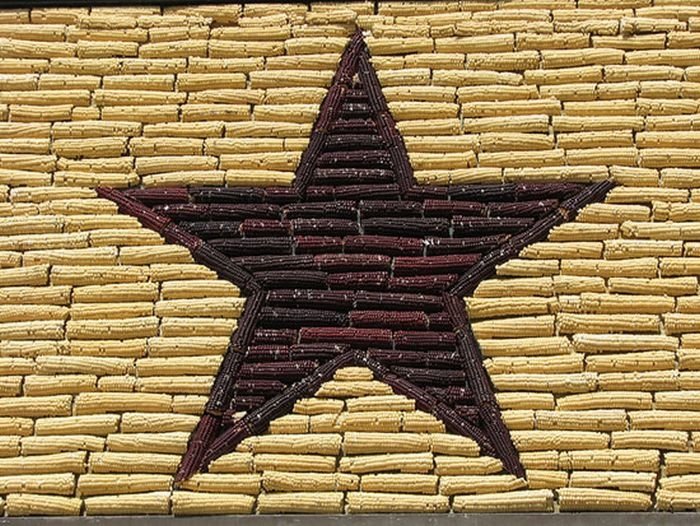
[449,184,517,202]
[314,253,391,272]
[245,345,291,362]
[426,386,474,405]
[345,88,368,101]
[354,291,444,312]
[283,201,356,219]
[363,217,450,237]
[313,168,395,185]
[290,343,350,360]
[516,182,583,201]
[388,274,458,293]
[94,189,173,232]
[340,102,371,118]
[424,236,507,256]
[304,186,336,201]
[259,307,348,328]
[263,186,300,205]
[239,360,320,381]
[294,131,326,193]
[367,349,463,369]
[174,413,220,483]
[349,310,428,330]
[294,236,344,254]
[191,244,256,293]
[358,53,390,114]
[253,270,328,289]
[403,185,449,200]
[251,329,298,345]
[200,419,254,470]
[227,396,266,413]
[393,331,456,350]
[333,184,400,200]
[390,366,466,386]
[299,327,393,348]
[208,203,281,220]
[190,187,264,204]
[231,290,265,349]
[205,345,247,415]
[267,290,356,310]
[453,216,534,236]
[153,203,208,221]
[324,134,383,151]
[427,312,453,330]
[161,223,204,252]
[240,219,291,237]
[234,379,287,396]
[291,218,359,236]
[209,237,293,256]
[344,235,423,256]
[487,199,559,218]
[326,271,389,291]
[454,405,481,424]
[443,293,469,330]
[424,199,485,217]
[393,254,481,276]
[561,179,615,214]
[317,150,392,169]
[124,187,190,206]
[330,118,377,134]
[179,221,241,239]
[359,200,423,217]
[233,255,315,273]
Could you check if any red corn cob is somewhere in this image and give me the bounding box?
[388,274,458,292]
[393,254,481,276]
[393,330,456,350]
[326,271,389,291]
[251,329,298,345]
[283,201,356,219]
[299,327,393,348]
[354,291,444,312]
[294,236,344,254]
[349,310,428,330]
[315,253,391,272]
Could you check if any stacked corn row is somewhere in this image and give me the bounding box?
[181,366,540,514]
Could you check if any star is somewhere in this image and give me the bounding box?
[97,30,613,483]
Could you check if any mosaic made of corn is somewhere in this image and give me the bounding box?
[0,0,699,515]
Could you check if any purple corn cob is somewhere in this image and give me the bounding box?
[125,187,190,206]
[239,360,320,381]
[283,201,356,219]
[327,271,389,291]
[190,187,264,204]
[359,200,423,217]
[291,218,359,236]
[393,254,481,276]
[344,235,423,256]
[393,330,456,350]
[354,291,444,312]
[240,219,291,237]
[251,329,298,345]
[253,270,328,289]
[388,274,458,293]
[363,217,450,237]
[266,290,355,310]
[315,253,391,272]
[299,327,393,348]
[390,366,466,386]
[424,199,485,217]
[294,236,344,254]
[209,237,293,256]
[258,307,348,328]
[350,310,429,330]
